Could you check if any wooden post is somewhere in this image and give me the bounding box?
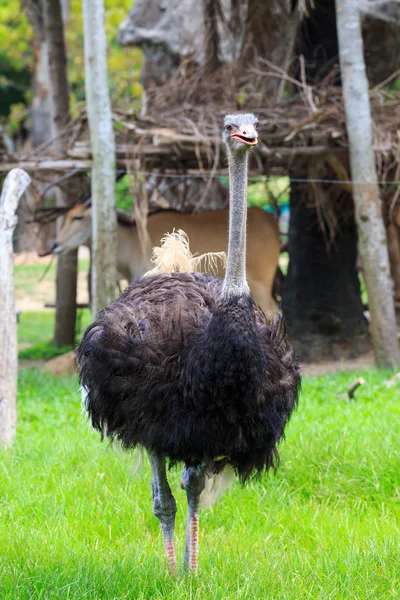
[82,0,117,314]
[336,0,400,369]
[0,169,31,448]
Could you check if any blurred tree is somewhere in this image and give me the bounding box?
[0,0,32,127]
[42,0,78,347]
[83,0,117,313]
[282,0,400,362]
[238,0,299,98]
[337,0,399,369]
[21,0,53,147]
[1,0,142,136]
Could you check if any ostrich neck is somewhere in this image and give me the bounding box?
[223,148,250,301]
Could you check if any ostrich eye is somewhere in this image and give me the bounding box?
[254,120,259,129]
[225,124,233,132]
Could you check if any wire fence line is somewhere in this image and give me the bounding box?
[113,169,400,186]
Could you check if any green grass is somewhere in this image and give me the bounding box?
[17,310,92,359]
[14,262,57,295]
[17,311,56,346]
[14,259,89,299]
[14,255,92,359]
[1,368,399,598]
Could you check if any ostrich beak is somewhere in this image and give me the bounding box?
[230,125,258,146]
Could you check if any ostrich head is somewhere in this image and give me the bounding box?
[222,113,258,151]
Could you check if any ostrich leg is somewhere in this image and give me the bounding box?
[148,452,177,573]
[182,464,206,576]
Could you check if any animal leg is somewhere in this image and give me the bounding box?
[148,451,177,573]
[182,464,206,576]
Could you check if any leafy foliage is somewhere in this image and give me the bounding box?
[0,1,33,70]
[67,0,143,111]
[0,0,143,127]
[115,174,134,211]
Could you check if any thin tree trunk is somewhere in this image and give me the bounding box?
[203,0,222,74]
[43,0,78,346]
[21,0,53,147]
[0,169,31,448]
[336,0,399,369]
[238,0,299,98]
[387,223,400,302]
[83,0,117,313]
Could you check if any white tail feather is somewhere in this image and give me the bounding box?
[144,229,226,276]
[199,465,235,509]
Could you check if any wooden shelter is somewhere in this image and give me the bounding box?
[1,73,400,213]
[2,64,400,364]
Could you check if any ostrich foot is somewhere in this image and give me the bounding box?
[147,451,177,574]
[182,464,206,576]
[163,533,178,573]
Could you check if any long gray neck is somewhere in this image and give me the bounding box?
[223,147,250,301]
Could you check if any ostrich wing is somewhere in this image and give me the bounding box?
[76,272,222,448]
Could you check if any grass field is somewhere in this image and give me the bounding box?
[15,255,92,359]
[1,367,399,599]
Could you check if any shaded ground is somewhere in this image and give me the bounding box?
[302,351,375,377]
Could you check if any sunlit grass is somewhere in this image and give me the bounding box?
[1,368,399,598]
[17,309,92,359]
[15,256,92,359]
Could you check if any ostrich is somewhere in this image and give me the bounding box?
[76,113,301,575]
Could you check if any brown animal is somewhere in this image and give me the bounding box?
[389,206,400,302]
[48,204,280,313]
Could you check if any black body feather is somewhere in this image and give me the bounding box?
[76,272,300,482]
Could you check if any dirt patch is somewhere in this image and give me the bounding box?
[301,351,375,377]
[19,359,46,370]
[19,350,377,377]
[44,351,76,376]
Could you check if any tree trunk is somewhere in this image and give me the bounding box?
[43,0,78,346]
[0,169,31,448]
[336,0,399,369]
[387,223,400,302]
[238,0,299,97]
[203,0,222,74]
[284,0,374,363]
[83,0,117,314]
[21,0,53,147]
[283,183,369,361]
